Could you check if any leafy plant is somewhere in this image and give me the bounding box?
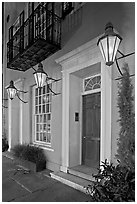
[86,159,135,202]
[116,63,135,171]
[13,144,46,164]
[2,138,9,152]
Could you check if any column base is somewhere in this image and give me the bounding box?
[60,165,68,173]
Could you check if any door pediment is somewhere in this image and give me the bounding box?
[56,36,102,72]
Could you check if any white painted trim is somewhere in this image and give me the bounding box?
[100,62,112,163]
[67,58,102,77]
[79,95,82,165]
[19,79,26,145]
[20,98,23,145]
[8,99,11,151]
[32,142,54,152]
[55,36,102,65]
[82,88,101,96]
[60,166,68,173]
[100,62,105,163]
[84,73,101,80]
[56,36,112,170]
[61,71,70,171]
[32,85,52,146]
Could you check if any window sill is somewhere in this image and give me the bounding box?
[31,142,54,152]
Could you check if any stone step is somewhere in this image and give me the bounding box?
[50,171,93,194]
[68,168,96,182]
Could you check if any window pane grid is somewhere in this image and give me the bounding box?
[34,85,52,144]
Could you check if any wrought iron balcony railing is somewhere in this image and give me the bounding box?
[7,4,61,72]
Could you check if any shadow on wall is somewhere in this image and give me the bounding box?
[61,6,83,47]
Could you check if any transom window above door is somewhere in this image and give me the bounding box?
[83,74,101,92]
[34,84,52,145]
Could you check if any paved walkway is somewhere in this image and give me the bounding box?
[2,154,91,202]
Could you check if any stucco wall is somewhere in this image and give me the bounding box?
[4,2,135,84]
[3,2,135,169]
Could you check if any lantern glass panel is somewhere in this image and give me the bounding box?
[112,37,121,62]
[34,72,47,88]
[100,37,108,62]
[108,36,116,62]
[99,42,105,61]
[7,88,16,100]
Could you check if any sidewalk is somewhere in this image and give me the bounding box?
[2,152,91,202]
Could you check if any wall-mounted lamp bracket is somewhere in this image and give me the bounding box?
[16,92,28,103]
[97,22,135,78]
[47,76,61,83]
[115,74,135,81]
[31,64,62,96]
[2,105,8,109]
[47,84,61,96]
[16,88,28,103]
[116,50,135,60]
[17,89,28,94]
[6,80,28,103]
[115,50,135,76]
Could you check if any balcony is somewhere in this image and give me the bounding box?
[7,4,61,72]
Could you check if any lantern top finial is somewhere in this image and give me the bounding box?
[33,62,47,75]
[7,80,16,89]
[105,22,113,30]
[37,62,45,73]
[38,62,43,69]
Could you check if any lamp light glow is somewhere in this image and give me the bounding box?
[33,63,48,88]
[6,80,17,100]
[97,22,122,66]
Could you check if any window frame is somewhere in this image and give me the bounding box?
[33,83,52,146]
[83,73,101,94]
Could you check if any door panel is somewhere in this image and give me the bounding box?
[82,92,101,168]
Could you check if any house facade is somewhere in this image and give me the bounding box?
[3,2,135,174]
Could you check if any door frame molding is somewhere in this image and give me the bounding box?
[56,36,112,172]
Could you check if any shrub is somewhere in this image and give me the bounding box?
[2,138,9,152]
[13,144,46,164]
[116,63,135,171]
[86,159,135,202]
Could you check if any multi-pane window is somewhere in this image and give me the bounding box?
[84,75,101,92]
[34,84,52,144]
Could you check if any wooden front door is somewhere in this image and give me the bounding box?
[82,92,101,168]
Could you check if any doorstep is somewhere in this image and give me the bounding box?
[50,171,93,194]
[68,165,98,181]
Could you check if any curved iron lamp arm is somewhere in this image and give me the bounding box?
[115,59,123,76]
[16,92,28,103]
[2,105,8,109]
[47,84,61,96]
[117,50,135,60]
[47,76,61,83]
[115,50,135,76]
[31,66,37,71]
[16,89,28,94]
[115,74,135,81]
